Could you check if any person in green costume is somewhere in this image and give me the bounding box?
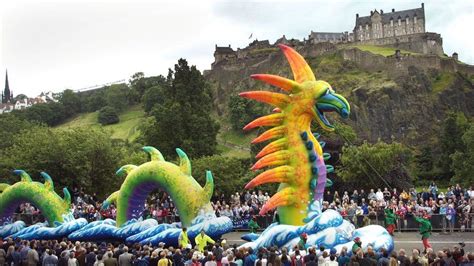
[247,216,260,233]
[414,211,432,251]
[384,208,397,236]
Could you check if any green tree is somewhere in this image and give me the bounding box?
[228,94,266,131]
[129,72,146,100]
[98,106,120,125]
[142,85,163,113]
[59,89,81,117]
[192,155,253,197]
[141,59,220,158]
[337,140,413,189]
[0,115,39,150]
[451,123,474,186]
[0,127,129,197]
[14,102,66,126]
[437,112,469,178]
[105,84,129,112]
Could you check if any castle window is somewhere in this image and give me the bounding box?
[414,16,417,24]
[359,25,362,31]
[390,19,393,26]
[366,24,369,30]
[398,19,401,26]
[406,18,409,24]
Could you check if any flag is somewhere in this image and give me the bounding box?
[249,33,253,39]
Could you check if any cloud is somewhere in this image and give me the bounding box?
[1,0,473,96]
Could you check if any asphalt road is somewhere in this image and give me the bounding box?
[222,231,474,252]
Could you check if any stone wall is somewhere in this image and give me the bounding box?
[355,32,443,56]
[341,48,474,77]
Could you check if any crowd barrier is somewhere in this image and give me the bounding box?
[11,213,474,233]
[249,213,474,232]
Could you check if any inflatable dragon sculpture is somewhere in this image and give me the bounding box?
[104,147,214,227]
[241,44,350,225]
[0,170,71,226]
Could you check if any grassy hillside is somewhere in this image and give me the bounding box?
[56,105,253,158]
[56,105,145,142]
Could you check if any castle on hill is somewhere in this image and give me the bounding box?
[212,3,446,67]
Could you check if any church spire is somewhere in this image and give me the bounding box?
[3,69,12,103]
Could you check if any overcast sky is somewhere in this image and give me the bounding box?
[1,0,473,96]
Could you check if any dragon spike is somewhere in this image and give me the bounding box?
[0,183,9,193]
[259,187,296,215]
[278,44,316,83]
[116,164,138,177]
[239,91,290,108]
[323,153,331,161]
[319,140,326,148]
[325,179,333,187]
[176,148,192,176]
[272,108,281,113]
[63,188,71,207]
[102,191,119,210]
[245,166,294,189]
[326,165,334,173]
[252,126,285,144]
[40,172,54,191]
[251,74,300,93]
[251,150,290,170]
[142,146,165,161]
[243,113,284,131]
[256,138,288,159]
[203,171,214,201]
[13,170,32,182]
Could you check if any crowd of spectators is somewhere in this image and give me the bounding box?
[14,183,474,231]
[0,237,473,266]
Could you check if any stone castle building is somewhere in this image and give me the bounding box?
[354,3,425,41]
[212,3,446,67]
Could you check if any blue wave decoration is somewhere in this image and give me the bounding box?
[240,210,393,253]
[67,219,117,241]
[140,215,233,246]
[115,219,158,239]
[241,233,260,242]
[0,221,26,238]
[17,218,88,240]
[125,223,176,243]
[10,222,47,238]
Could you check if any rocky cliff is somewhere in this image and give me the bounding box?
[205,44,474,146]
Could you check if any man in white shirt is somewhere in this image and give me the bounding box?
[375,189,384,201]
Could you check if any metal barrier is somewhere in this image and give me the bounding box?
[11,212,474,233]
[248,213,474,232]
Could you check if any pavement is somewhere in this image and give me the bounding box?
[222,231,474,251]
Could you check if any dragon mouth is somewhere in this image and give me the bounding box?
[314,92,350,131]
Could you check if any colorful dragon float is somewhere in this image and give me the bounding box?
[0,148,232,245]
[238,44,393,252]
[0,44,392,252]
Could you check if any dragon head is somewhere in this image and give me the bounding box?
[247,44,350,132]
[306,80,350,131]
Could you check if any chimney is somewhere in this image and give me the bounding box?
[356,13,359,18]
[370,11,373,15]
[392,8,395,12]
[381,9,383,14]
[421,3,424,9]
[228,44,231,48]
